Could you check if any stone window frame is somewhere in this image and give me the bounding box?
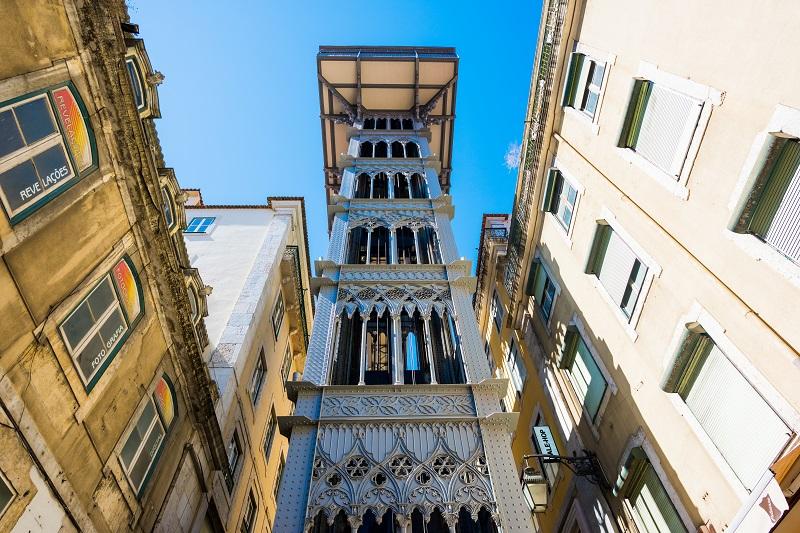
[0,82,98,224]
[249,347,267,406]
[561,41,616,134]
[527,248,562,332]
[661,303,800,498]
[725,104,800,285]
[0,470,15,519]
[56,254,145,392]
[584,207,662,341]
[615,61,722,200]
[115,372,178,498]
[271,290,285,339]
[240,488,258,533]
[542,159,585,247]
[615,429,696,532]
[559,313,618,435]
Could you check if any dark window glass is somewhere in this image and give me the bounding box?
[0,473,13,516]
[0,110,24,158]
[1,161,41,212]
[15,98,56,144]
[33,144,70,190]
[126,59,145,110]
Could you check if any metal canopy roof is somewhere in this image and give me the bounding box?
[317,46,458,202]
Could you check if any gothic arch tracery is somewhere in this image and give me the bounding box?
[336,283,453,319]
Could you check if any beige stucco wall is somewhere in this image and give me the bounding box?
[489,0,800,530]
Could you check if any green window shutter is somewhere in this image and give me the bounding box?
[540,168,560,213]
[532,262,547,302]
[559,326,579,369]
[562,53,585,107]
[662,331,710,393]
[618,80,652,148]
[749,139,800,261]
[524,259,538,296]
[584,224,611,274]
[614,446,647,496]
[631,463,688,533]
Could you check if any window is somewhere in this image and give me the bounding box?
[560,327,608,422]
[161,186,174,229]
[490,290,504,332]
[125,58,146,111]
[617,449,688,533]
[59,256,143,390]
[226,431,242,491]
[274,454,285,501]
[619,79,704,178]
[506,339,527,396]
[119,375,177,495]
[188,286,199,323]
[281,346,293,386]
[271,291,285,338]
[563,52,606,119]
[0,84,96,223]
[526,259,558,323]
[665,334,790,489]
[250,349,267,405]
[587,225,648,320]
[541,168,578,233]
[185,216,215,234]
[737,138,800,264]
[264,407,278,459]
[240,491,257,533]
[0,471,14,518]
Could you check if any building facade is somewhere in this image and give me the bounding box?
[274,46,533,532]
[490,0,800,531]
[0,2,228,532]
[183,193,314,532]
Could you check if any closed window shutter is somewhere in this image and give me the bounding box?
[597,228,639,307]
[631,464,688,533]
[634,83,703,177]
[562,53,585,107]
[541,168,560,212]
[750,140,800,262]
[681,344,790,489]
[619,80,652,148]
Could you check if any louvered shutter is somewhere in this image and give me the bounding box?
[597,229,638,308]
[631,464,688,533]
[562,53,585,107]
[751,140,800,262]
[634,83,703,177]
[541,168,560,212]
[682,345,790,489]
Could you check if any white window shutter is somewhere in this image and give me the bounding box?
[635,84,703,177]
[763,159,800,262]
[597,229,638,307]
[684,345,790,489]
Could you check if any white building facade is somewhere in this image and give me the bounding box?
[184,194,313,532]
[274,46,532,533]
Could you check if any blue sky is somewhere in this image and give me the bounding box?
[129,0,541,268]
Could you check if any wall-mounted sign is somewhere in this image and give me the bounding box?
[534,425,559,457]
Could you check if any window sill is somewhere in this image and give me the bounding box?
[563,106,601,136]
[588,276,639,342]
[616,147,689,200]
[724,230,800,289]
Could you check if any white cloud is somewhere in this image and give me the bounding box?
[504,142,521,171]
